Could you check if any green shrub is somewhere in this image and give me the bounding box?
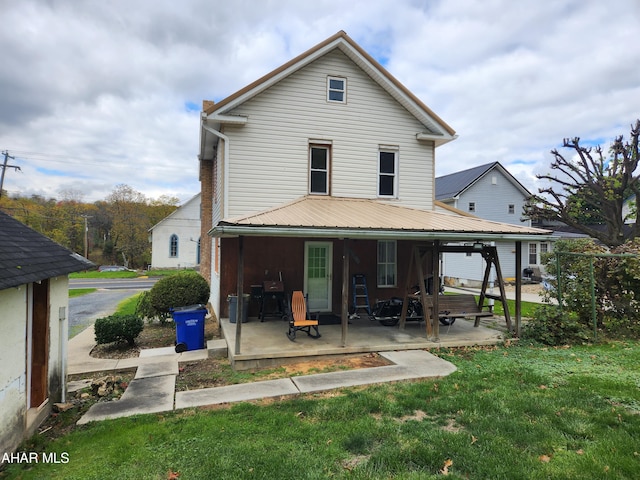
[94,314,144,346]
[521,305,591,346]
[136,271,210,321]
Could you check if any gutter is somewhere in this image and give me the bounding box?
[202,124,230,219]
[209,224,555,243]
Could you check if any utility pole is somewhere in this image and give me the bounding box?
[80,215,93,259]
[0,151,21,198]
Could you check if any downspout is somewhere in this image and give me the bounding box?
[202,123,230,219]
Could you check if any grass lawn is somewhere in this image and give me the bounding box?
[68,288,97,298]
[489,296,540,318]
[4,341,639,479]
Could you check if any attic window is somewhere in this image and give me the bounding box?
[327,76,346,103]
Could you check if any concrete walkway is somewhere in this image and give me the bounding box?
[70,328,457,425]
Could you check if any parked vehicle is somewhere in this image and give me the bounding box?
[370,281,454,327]
[98,265,131,272]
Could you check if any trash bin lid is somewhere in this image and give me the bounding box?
[171,304,206,312]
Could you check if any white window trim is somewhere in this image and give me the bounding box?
[327,76,346,103]
[377,146,399,198]
[169,234,179,258]
[377,240,397,287]
[309,145,330,195]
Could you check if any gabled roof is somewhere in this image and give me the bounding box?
[204,30,456,145]
[436,162,532,201]
[149,193,201,232]
[211,196,551,242]
[0,210,94,290]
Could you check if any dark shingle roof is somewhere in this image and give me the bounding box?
[435,162,498,200]
[435,161,532,201]
[0,210,94,290]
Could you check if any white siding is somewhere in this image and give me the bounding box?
[223,49,435,217]
[442,168,532,283]
[0,287,27,455]
[0,276,69,455]
[150,196,201,269]
[442,241,528,285]
[457,170,529,226]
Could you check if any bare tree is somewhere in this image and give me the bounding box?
[527,120,639,246]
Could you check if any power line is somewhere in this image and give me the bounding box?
[0,151,21,198]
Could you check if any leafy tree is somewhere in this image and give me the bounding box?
[526,120,639,247]
[105,184,150,268]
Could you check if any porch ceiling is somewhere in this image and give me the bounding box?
[210,196,553,242]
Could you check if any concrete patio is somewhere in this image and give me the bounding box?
[220,313,507,370]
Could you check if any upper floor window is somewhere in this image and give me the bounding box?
[468,202,475,212]
[508,204,515,214]
[327,76,346,103]
[378,148,398,197]
[169,234,179,258]
[309,145,330,195]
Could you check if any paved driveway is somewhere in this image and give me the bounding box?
[69,288,143,338]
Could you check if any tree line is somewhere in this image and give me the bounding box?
[0,184,179,268]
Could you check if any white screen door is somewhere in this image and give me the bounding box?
[304,241,333,311]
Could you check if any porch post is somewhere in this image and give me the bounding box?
[431,240,440,342]
[341,238,349,347]
[234,235,244,355]
[515,241,522,337]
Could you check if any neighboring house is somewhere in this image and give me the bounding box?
[198,31,550,338]
[0,210,93,456]
[149,194,201,269]
[435,162,551,285]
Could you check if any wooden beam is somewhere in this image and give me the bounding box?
[341,238,349,346]
[399,245,416,331]
[490,247,512,332]
[234,235,244,355]
[431,240,440,341]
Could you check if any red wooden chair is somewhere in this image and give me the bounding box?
[287,291,321,341]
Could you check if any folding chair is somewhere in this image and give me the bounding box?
[287,291,321,341]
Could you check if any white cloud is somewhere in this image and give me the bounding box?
[0,0,639,203]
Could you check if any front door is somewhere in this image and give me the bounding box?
[304,241,332,311]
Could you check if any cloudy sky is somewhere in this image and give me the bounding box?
[1,0,639,204]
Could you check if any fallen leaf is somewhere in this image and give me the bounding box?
[167,470,180,479]
[440,459,453,475]
[471,435,478,445]
[576,449,584,455]
[539,454,552,463]
[539,385,548,389]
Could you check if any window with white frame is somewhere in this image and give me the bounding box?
[377,240,397,287]
[468,202,475,212]
[528,243,538,265]
[540,242,549,262]
[309,145,330,194]
[508,204,515,214]
[378,148,398,197]
[169,234,179,258]
[327,76,346,103]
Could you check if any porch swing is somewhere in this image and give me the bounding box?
[400,243,512,340]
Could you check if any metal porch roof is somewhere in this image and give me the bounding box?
[211,196,552,241]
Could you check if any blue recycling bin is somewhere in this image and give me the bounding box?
[171,304,207,353]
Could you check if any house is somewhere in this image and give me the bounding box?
[149,193,201,269]
[0,210,93,456]
[435,162,551,285]
[198,31,551,355]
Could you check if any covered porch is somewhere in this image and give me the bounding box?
[219,313,506,370]
[211,196,552,368]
